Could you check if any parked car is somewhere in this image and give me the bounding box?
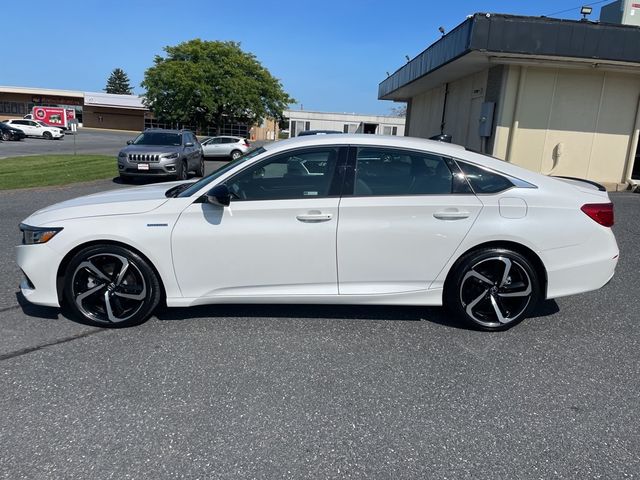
[0,122,26,141]
[297,130,343,136]
[16,134,618,330]
[201,136,250,160]
[3,119,64,140]
[117,129,204,181]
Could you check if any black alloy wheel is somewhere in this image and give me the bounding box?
[43,131,53,140]
[446,248,540,331]
[64,245,161,327]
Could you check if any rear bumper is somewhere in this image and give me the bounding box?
[543,229,619,299]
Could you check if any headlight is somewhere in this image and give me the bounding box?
[118,151,127,158]
[20,224,63,245]
[163,152,179,159]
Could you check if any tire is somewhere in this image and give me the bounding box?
[43,131,53,140]
[444,248,540,331]
[63,244,161,328]
[230,150,242,160]
[195,155,205,177]
[176,160,188,181]
[1,132,9,141]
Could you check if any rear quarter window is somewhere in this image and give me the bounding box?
[457,161,514,194]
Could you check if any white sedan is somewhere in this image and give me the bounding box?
[16,135,618,331]
[3,119,64,139]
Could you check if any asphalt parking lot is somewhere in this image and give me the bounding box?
[0,177,639,478]
[0,128,135,158]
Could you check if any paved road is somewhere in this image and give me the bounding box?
[0,128,134,158]
[0,181,638,479]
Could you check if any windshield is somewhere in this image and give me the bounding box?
[36,121,48,127]
[133,132,182,146]
[175,147,267,198]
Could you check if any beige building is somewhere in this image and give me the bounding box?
[379,12,640,190]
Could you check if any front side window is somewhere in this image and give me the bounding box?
[226,148,340,201]
[353,147,453,196]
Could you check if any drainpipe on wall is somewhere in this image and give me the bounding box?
[623,95,640,190]
[440,83,449,135]
[505,66,528,163]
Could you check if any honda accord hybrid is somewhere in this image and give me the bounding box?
[16,135,619,331]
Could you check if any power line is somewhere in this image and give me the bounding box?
[544,0,609,18]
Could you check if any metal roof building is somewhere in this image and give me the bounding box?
[379,10,640,189]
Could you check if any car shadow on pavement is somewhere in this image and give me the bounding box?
[111,176,167,186]
[155,300,561,330]
[15,291,560,330]
[15,292,61,320]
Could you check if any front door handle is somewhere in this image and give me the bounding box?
[296,212,333,223]
[433,210,470,220]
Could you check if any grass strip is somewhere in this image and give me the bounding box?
[0,155,116,190]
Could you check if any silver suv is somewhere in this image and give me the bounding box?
[117,129,204,181]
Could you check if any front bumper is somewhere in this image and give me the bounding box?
[118,158,179,177]
[15,243,64,307]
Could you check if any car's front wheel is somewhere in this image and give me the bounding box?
[176,160,188,181]
[43,131,53,140]
[63,245,161,327]
[1,132,10,141]
[195,155,205,177]
[445,248,540,331]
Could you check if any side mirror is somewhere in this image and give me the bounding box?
[185,142,194,147]
[126,140,133,145]
[205,184,231,207]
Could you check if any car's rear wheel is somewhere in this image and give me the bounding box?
[43,131,53,140]
[195,155,205,177]
[445,248,540,331]
[230,150,242,160]
[63,245,161,328]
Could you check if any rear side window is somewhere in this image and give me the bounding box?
[457,161,514,194]
[354,147,453,196]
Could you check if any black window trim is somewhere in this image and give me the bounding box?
[342,144,475,198]
[214,145,349,203]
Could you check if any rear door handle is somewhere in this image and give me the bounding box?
[296,212,333,223]
[433,210,470,220]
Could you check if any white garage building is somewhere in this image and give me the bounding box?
[285,110,405,137]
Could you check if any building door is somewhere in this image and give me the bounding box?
[632,136,640,180]
[363,123,378,134]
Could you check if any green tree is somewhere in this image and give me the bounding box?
[141,39,294,133]
[104,68,133,95]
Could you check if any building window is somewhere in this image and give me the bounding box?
[343,124,349,133]
[392,126,398,136]
[305,121,310,131]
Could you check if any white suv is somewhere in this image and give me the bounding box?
[3,119,64,140]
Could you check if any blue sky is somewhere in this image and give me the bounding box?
[1,0,609,115]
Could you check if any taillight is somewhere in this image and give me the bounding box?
[581,203,614,227]
[243,139,250,147]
